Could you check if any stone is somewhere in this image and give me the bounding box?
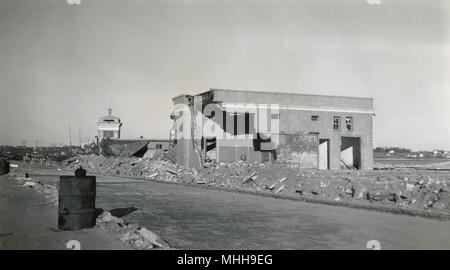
[138,228,169,248]
[367,192,391,202]
[387,193,398,202]
[96,211,123,225]
[405,183,415,192]
[23,181,36,188]
[274,185,285,194]
[120,231,141,243]
[423,193,438,207]
[133,238,152,249]
[352,183,366,200]
[432,200,448,210]
[243,172,257,184]
[266,183,276,190]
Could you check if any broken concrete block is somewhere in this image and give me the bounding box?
[274,185,285,194]
[243,172,257,184]
[23,181,37,188]
[367,192,393,202]
[352,183,366,200]
[432,199,448,210]
[165,168,178,175]
[138,228,169,249]
[96,211,124,225]
[406,183,415,192]
[387,193,398,202]
[423,193,438,207]
[120,231,141,243]
[133,238,153,249]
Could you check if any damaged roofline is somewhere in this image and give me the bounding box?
[221,103,376,115]
[205,88,374,101]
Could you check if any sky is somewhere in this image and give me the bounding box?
[0,0,449,151]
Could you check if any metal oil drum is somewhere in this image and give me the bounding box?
[58,175,96,230]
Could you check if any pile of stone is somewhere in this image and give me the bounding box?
[10,173,58,205]
[96,211,170,249]
[60,155,450,214]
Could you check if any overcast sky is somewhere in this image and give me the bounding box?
[0,0,449,150]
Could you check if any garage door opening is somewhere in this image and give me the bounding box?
[341,137,361,169]
[319,139,330,170]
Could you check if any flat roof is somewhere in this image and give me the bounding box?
[205,88,373,101]
[195,88,373,110]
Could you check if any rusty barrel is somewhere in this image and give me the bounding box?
[58,175,96,230]
[0,158,10,175]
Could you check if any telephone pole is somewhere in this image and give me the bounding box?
[78,130,82,148]
[69,124,72,146]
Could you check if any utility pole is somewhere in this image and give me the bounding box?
[69,124,72,146]
[79,130,82,148]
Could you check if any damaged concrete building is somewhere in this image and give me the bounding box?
[170,89,375,170]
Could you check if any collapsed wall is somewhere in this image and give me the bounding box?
[277,133,319,168]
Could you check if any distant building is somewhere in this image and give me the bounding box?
[170,89,375,170]
[97,108,122,140]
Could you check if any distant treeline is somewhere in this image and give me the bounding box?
[374,147,412,153]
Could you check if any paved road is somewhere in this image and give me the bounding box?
[24,170,450,249]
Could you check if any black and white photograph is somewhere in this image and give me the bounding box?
[0,0,449,255]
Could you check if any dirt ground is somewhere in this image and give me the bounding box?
[55,155,450,218]
[0,175,131,250]
[4,165,172,250]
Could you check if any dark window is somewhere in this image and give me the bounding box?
[234,114,238,136]
[245,113,249,134]
[345,117,353,131]
[156,144,162,149]
[104,131,114,138]
[333,117,340,130]
[311,115,319,121]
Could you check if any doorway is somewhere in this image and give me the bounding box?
[319,139,330,170]
[340,137,361,169]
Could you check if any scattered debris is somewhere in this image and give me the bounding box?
[243,172,257,184]
[97,210,170,249]
[52,154,450,214]
[274,185,285,194]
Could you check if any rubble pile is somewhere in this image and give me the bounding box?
[96,211,170,249]
[9,172,58,205]
[61,155,450,214]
